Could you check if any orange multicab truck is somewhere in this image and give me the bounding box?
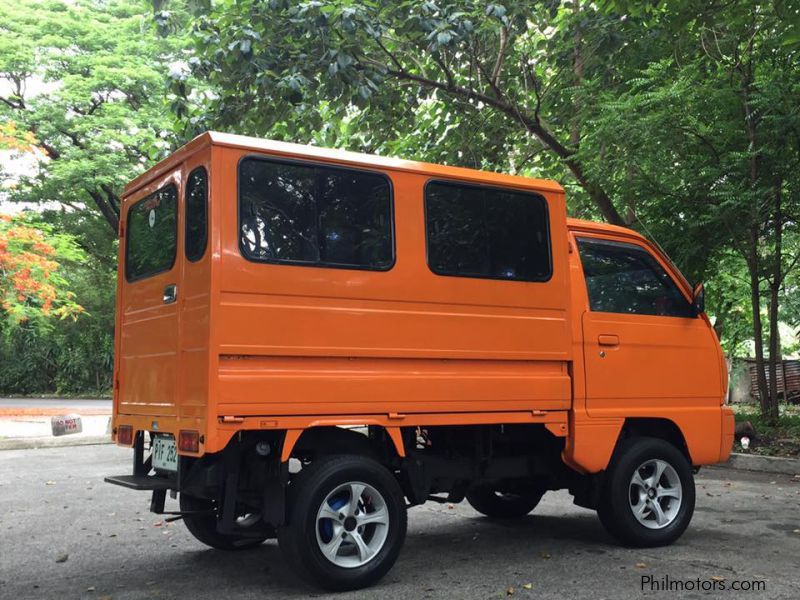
[106,132,735,591]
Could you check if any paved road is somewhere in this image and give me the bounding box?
[0,398,111,410]
[1,445,799,600]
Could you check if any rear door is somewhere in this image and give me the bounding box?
[117,174,182,417]
[576,236,721,416]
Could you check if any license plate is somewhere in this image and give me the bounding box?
[152,435,178,472]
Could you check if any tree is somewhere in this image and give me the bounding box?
[0,212,115,393]
[0,0,189,233]
[0,213,85,329]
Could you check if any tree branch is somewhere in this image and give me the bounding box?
[490,26,508,87]
[378,63,626,225]
[100,183,121,214]
[87,189,120,232]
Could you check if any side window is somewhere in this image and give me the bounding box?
[576,237,694,318]
[185,167,208,262]
[125,184,178,281]
[238,157,393,270]
[425,180,551,282]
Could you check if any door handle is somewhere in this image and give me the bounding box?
[163,284,177,304]
[598,334,620,347]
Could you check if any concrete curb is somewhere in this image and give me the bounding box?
[720,452,800,475]
[0,435,112,451]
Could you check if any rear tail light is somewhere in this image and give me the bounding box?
[178,430,200,453]
[117,425,133,446]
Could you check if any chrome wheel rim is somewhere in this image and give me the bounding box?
[315,481,389,568]
[628,459,682,530]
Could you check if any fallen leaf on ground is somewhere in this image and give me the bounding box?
[87,586,96,591]
[153,521,163,527]
[711,576,725,582]
[55,553,68,563]
[523,583,533,590]
[635,562,647,569]
[506,587,515,596]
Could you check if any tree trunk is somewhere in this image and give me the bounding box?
[570,0,583,148]
[746,229,770,414]
[765,179,783,424]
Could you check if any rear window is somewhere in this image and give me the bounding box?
[424,180,551,282]
[125,184,178,281]
[185,167,208,262]
[238,157,394,270]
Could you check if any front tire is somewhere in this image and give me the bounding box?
[597,436,695,547]
[278,455,407,591]
[180,493,270,551]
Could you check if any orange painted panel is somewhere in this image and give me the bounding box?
[217,356,570,416]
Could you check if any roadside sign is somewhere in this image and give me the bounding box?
[51,414,83,436]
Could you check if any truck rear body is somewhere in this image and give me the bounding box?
[113,133,575,455]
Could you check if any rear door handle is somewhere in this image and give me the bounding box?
[598,334,620,347]
[163,284,177,304]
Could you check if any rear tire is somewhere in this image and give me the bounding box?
[278,455,407,591]
[180,493,270,551]
[466,484,544,519]
[597,436,695,547]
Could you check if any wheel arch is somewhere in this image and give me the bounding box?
[283,426,405,464]
[617,418,691,463]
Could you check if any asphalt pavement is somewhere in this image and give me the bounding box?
[1,445,799,600]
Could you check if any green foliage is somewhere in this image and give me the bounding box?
[0,0,177,394]
[0,212,85,330]
[0,0,191,231]
[733,404,800,457]
[0,213,114,394]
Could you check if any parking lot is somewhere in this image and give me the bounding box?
[1,444,799,599]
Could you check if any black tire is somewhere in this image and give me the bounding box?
[278,455,407,591]
[466,484,545,519]
[180,493,270,551]
[597,436,695,547]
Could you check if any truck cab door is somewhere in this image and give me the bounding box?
[575,236,722,418]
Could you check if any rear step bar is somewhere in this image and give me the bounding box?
[105,431,176,492]
[104,474,172,491]
[105,474,178,516]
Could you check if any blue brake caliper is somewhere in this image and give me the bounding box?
[320,494,349,543]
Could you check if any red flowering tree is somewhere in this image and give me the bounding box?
[0,213,85,330]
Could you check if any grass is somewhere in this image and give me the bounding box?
[733,404,800,458]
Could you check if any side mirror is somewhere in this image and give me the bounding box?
[692,282,705,315]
